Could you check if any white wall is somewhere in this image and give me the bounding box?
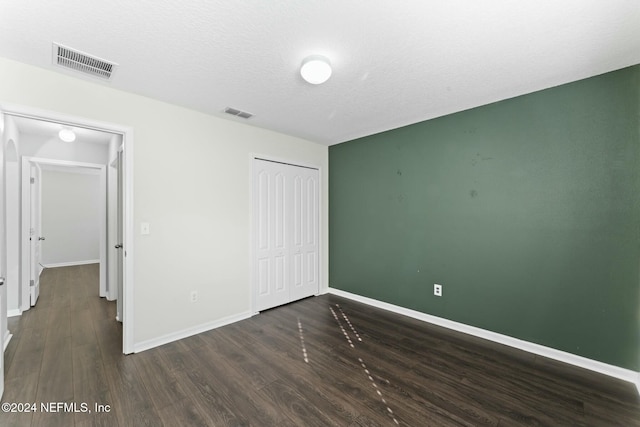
[20,133,109,164]
[2,117,21,316]
[41,169,101,266]
[0,57,328,346]
[5,162,19,312]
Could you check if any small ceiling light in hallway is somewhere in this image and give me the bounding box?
[58,128,76,142]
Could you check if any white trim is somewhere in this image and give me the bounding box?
[122,130,134,354]
[23,157,106,170]
[3,331,11,351]
[133,311,252,353]
[7,309,21,318]
[3,334,11,351]
[250,153,320,171]
[328,288,640,387]
[20,158,30,311]
[44,260,100,268]
[98,163,107,297]
[2,103,134,355]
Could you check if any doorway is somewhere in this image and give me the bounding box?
[0,106,134,354]
[21,158,107,307]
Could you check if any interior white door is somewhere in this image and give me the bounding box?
[29,165,41,306]
[254,159,319,312]
[289,166,319,302]
[115,150,123,322]
[255,160,290,311]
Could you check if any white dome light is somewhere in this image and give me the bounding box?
[59,128,76,142]
[300,55,332,85]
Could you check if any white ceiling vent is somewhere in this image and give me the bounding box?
[224,107,253,119]
[52,43,117,80]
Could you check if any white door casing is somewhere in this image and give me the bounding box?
[0,123,10,399]
[29,164,41,306]
[253,158,319,312]
[3,103,134,355]
[116,149,123,322]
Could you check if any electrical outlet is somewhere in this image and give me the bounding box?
[434,284,442,297]
[190,290,198,303]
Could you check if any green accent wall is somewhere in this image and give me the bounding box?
[329,65,640,371]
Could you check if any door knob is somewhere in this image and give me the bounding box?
[115,244,123,249]
[38,236,45,241]
[0,277,5,286]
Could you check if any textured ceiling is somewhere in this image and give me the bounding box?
[0,1,638,145]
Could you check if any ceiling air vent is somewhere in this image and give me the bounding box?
[53,43,117,80]
[224,107,253,119]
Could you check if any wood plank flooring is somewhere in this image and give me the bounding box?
[2,264,639,426]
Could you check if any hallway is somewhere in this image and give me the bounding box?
[2,264,121,426]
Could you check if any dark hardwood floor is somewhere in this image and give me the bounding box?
[2,265,639,426]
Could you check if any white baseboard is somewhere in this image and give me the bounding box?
[3,331,12,351]
[133,311,253,353]
[327,288,640,388]
[7,309,22,318]
[106,289,117,301]
[44,260,100,268]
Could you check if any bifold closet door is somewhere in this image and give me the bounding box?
[288,165,319,302]
[254,159,319,311]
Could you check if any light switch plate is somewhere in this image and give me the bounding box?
[141,222,150,235]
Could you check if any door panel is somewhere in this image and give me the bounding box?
[257,259,269,295]
[290,168,319,301]
[255,161,290,311]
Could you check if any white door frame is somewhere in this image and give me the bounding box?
[0,117,17,400]
[28,162,42,306]
[21,157,107,303]
[2,104,135,354]
[250,154,322,315]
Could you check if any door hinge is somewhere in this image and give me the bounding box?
[30,279,34,286]
[30,177,35,184]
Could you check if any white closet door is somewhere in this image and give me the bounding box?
[254,159,319,311]
[255,160,291,311]
[289,166,319,301]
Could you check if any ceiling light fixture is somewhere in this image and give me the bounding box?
[58,128,76,142]
[300,55,332,85]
